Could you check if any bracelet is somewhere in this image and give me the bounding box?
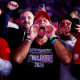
[25,39,33,43]
[50,35,58,44]
[50,35,57,41]
[25,35,34,43]
[27,35,34,41]
[51,39,55,44]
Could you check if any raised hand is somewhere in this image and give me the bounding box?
[75,24,80,32]
[46,24,56,38]
[69,24,80,39]
[7,1,19,10]
[29,24,39,40]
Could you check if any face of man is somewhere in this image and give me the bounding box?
[34,15,50,37]
[59,19,73,40]
[20,11,34,31]
[34,15,50,25]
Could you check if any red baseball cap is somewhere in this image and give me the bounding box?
[34,10,51,23]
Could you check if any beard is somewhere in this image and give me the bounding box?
[60,33,75,40]
[20,26,30,33]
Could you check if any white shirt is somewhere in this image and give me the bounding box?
[60,39,77,80]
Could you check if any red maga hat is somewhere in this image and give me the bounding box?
[34,10,51,23]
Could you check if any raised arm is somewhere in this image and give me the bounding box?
[46,24,72,64]
[13,24,39,64]
[53,39,72,64]
[0,1,18,38]
[12,40,32,64]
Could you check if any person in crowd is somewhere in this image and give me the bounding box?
[0,37,12,80]
[0,1,19,80]
[8,9,34,51]
[0,1,34,80]
[69,9,80,35]
[69,9,79,19]
[0,1,34,52]
[69,9,80,80]
[57,14,78,80]
[0,1,19,39]
[12,10,72,80]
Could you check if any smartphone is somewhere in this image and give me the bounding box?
[70,18,80,33]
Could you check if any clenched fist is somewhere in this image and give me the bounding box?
[7,1,19,10]
[29,24,39,39]
[46,24,56,38]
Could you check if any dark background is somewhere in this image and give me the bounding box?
[0,0,80,22]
